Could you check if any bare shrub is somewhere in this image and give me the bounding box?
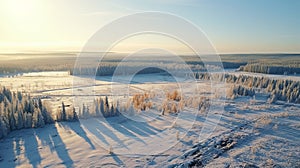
[161,101,179,115]
[132,92,153,111]
[166,90,181,101]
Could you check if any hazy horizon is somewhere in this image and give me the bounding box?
[1,0,299,54]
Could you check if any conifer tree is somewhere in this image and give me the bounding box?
[62,102,67,121]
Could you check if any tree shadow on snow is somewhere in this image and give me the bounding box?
[23,130,42,168]
[0,135,24,168]
[34,124,74,167]
[58,122,96,150]
[81,118,128,149]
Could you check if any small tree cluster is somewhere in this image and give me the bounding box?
[160,101,180,115]
[56,102,78,122]
[0,87,53,139]
[226,85,255,99]
[76,96,120,119]
[132,93,153,111]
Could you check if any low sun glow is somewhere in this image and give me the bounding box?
[2,0,40,21]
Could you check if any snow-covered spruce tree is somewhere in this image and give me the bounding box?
[17,91,22,101]
[128,103,135,116]
[16,104,24,130]
[0,115,8,139]
[100,98,105,117]
[103,96,109,117]
[110,104,115,117]
[38,98,43,111]
[32,107,45,128]
[62,102,67,121]
[41,104,53,124]
[81,103,86,118]
[9,107,16,131]
[95,99,100,117]
[24,112,33,128]
[56,108,62,122]
[71,107,79,121]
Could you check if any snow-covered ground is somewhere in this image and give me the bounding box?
[0,71,299,167]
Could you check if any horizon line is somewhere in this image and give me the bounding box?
[0,51,300,56]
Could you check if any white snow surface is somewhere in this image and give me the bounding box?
[0,71,299,167]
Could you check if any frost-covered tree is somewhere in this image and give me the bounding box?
[8,108,16,131]
[71,107,79,121]
[32,107,45,128]
[95,99,100,117]
[24,112,33,128]
[16,106,24,130]
[62,102,67,121]
[42,105,53,124]
[100,98,104,117]
[0,116,8,139]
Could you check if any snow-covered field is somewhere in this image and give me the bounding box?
[0,71,299,167]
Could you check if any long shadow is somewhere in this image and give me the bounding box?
[59,122,96,150]
[111,154,124,166]
[82,118,128,149]
[114,116,164,139]
[119,120,157,137]
[15,136,24,165]
[107,117,147,144]
[23,130,42,168]
[83,116,162,147]
[262,117,300,142]
[1,123,77,168]
[34,124,74,167]
[50,124,74,167]
[35,124,61,157]
[0,136,20,168]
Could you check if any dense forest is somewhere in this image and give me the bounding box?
[0,53,247,76]
[0,86,124,139]
[240,63,300,75]
[0,86,82,139]
[1,53,300,76]
[195,72,300,104]
[0,87,53,138]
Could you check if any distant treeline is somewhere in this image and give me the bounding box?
[71,61,246,76]
[0,54,247,76]
[71,63,194,76]
[0,55,75,75]
[195,72,300,104]
[239,63,300,75]
[3,53,300,76]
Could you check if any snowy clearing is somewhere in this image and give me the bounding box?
[0,71,299,167]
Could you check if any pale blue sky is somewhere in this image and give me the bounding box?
[0,0,299,53]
